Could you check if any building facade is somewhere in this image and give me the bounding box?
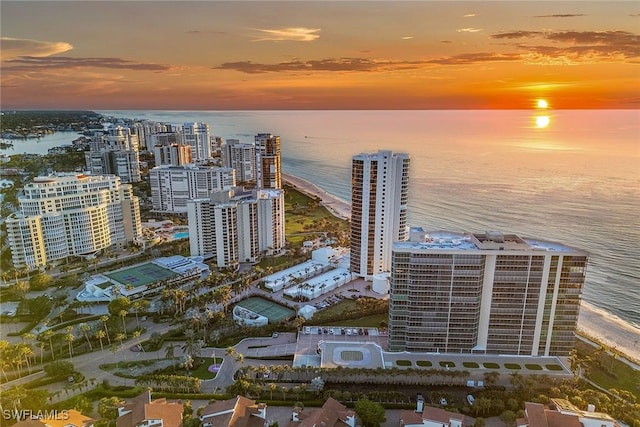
[221,139,257,184]
[255,133,281,189]
[85,125,141,183]
[6,173,141,269]
[182,122,212,161]
[152,131,193,166]
[350,150,410,279]
[187,188,285,268]
[149,164,235,214]
[388,229,588,356]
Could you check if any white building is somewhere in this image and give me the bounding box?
[187,187,285,268]
[221,139,257,184]
[255,133,281,189]
[350,150,410,280]
[388,229,588,356]
[150,132,192,166]
[149,164,235,214]
[6,173,141,269]
[182,122,212,161]
[85,125,141,183]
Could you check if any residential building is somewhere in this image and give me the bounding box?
[117,390,183,427]
[400,405,464,427]
[6,173,141,269]
[152,132,192,166]
[12,410,94,427]
[350,150,410,280]
[187,187,285,268]
[388,229,588,356]
[182,122,212,161]
[149,164,235,214]
[221,139,257,184]
[85,125,141,183]
[130,120,170,150]
[199,395,266,427]
[517,400,618,427]
[290,397,356,427]
[255,133,281,189]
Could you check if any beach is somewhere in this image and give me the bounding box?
[282,173,640,364]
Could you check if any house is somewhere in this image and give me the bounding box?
[12,410,94,427]
[399,395,465,427]
[199,396,266,427]
[117,390,183,427]
[516,401,619,427]
[289,397,356,427]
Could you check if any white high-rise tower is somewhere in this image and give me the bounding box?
[350,150,410,279]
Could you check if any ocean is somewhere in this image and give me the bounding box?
[2,110,639,329]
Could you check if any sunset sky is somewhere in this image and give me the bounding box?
[1,1,639,110]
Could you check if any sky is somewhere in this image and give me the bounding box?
[1,1,639,110]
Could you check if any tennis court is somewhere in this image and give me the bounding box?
[105,262,177,288]
[235,297,295,323]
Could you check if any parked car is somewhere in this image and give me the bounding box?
[439,398,448,406]
[467,395,475,406]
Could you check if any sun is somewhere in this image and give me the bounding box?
[536,99,549,109]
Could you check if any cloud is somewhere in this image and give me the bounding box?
[3,56,171,71]
[216,58,398,74]
[533,14,587,18]
[1,37,73,60]
[401,36,413,40]
[253,27,320,42]
[427,52,522,65]
[457,28,483,33]
[490,30,640,62]
[463,14,477,18]
[186,30,227,35]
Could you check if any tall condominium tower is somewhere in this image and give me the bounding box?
[221,139,257,184]
[85,125,141,183]
[6,173,141,269]
[350,150,410,279]
[255,133,281,189]
[388,229,588,356]
[151,132,192,166]
[187,188,285,268]
[149,165,235,214]
[182,122,212,161]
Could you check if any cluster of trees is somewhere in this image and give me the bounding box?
[135,374,201,393]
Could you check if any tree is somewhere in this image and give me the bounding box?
[29,272,52,290]
[499,410,517,427]
[309,376,325,396]
[64,326,75,358]
[119,309,128,337]
[40,330,55,360]
[100,315,112,345]
[79,323,93,350]
[355,399,386,427]
[44,360,75,378]
[98,396,122,420]
[108,296,131,317]
[95,330,106,351]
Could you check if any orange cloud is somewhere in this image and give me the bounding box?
[252,27,321,42]
[1,37,72,60]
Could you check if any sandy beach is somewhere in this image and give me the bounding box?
[283,173,640,364]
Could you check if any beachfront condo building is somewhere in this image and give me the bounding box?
[187,188,285,268]
[85,125,141,183]
[350,150,410,280]
[221,139,257,184]
[388,228,588,356]
[152,132,193,166]
[130,120,171,150]
[255,133,282,189]
[6,173,141,270]
[149,164,235,214]
[182,122,212,162]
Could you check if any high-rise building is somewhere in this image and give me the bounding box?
[187,188,285,268]
[149,165,235,214]
[182,122,212,161]
[85,125,141,183]
[388,229,588,356]
[221,139,257,184]
[350,150,410,279]
[6,173,141,269]
[151,132,192,166]
[255,133,281,189]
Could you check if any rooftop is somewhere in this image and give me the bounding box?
[394,228,584,253]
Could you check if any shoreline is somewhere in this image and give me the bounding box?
[282,172,640,364]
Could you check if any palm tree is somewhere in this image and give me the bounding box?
[40,330,55,360]
[79,323,93,350]
[165,343,177,371]
[119,310,128,338]
[100,315,111,345]
[132,330,143,352]
[64,326,75,358]
[95,330,106,351]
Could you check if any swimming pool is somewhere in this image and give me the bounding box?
[173,231,189,239]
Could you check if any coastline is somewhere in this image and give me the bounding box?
[282,173,640,363]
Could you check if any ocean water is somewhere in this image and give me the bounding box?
[3,110,639,329]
